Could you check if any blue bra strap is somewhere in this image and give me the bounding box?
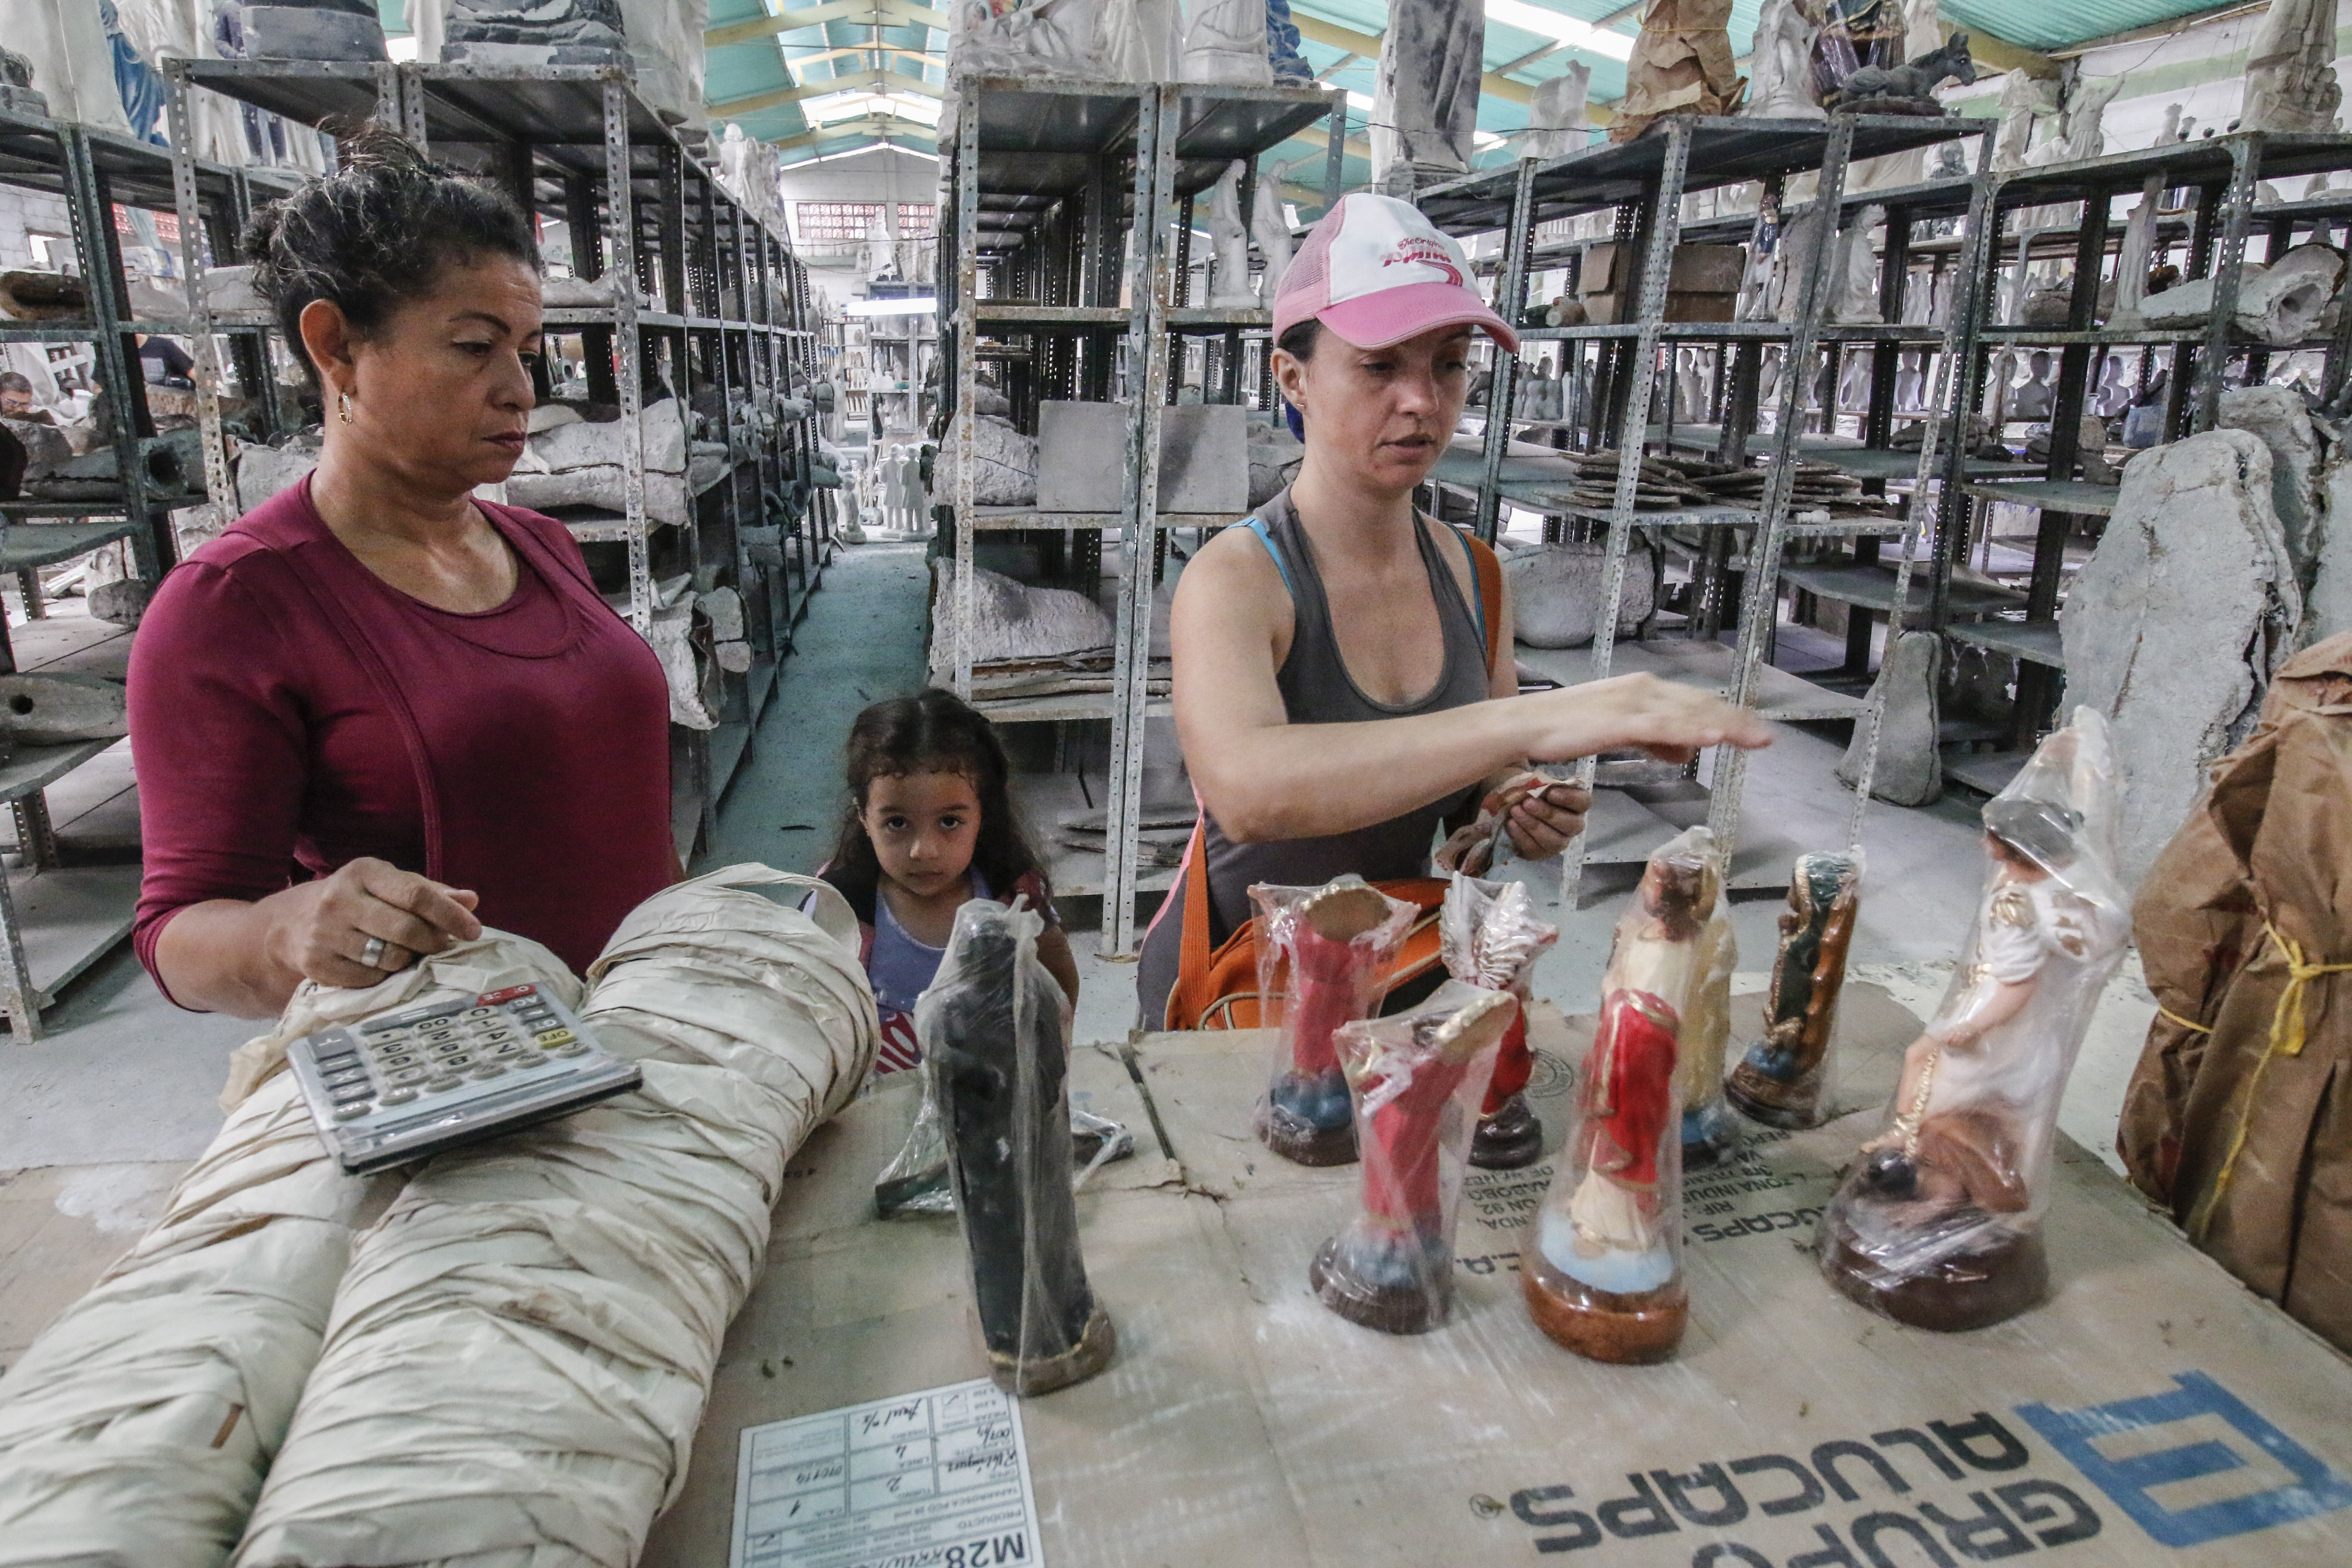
[1244,515,1295,596]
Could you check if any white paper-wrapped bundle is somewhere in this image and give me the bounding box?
[231,866,876,1567]
[0,937,579,1568]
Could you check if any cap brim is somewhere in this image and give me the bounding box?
[1318,282,1521,354]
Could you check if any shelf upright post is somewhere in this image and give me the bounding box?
[603,74,650,634]
[1104,83,1178,960]
[1844,127,1998,845]
[2192,136,2262,434]
[1322,97,1344,214]
[1704,116,1859,854]
[57,128,164,583]
[950,80,982,701]
[164,66,240,533]
[1472,157,1540,545]
[1556,118,1698,906]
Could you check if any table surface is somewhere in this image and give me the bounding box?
[644,987,2352,1568]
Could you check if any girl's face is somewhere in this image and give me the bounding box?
[862,769,983,898]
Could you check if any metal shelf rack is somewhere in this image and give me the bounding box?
[159,58,831,860]
[0,107,285,1036]
[941,76,1340,954]
[1415,113,1991,894]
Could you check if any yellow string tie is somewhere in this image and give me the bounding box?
[2156,1005,2213,1035]
[2188,922,2352,1243]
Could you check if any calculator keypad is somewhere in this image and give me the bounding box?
[318,984,606,1116]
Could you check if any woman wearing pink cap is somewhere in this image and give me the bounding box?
[1138,194,1772,1165]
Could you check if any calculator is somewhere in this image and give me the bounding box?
[286,983,642,1176]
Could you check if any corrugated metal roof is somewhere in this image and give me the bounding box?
[1939,0,2228,54]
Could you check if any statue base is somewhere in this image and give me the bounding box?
[988,1305,1118,1396]
[1818,1213,2048,1332]
[1521,1255,1688,1364]
[1725,1070,1828,1131]
[1258,1071,1359,1166]
[1310,1227,1452,1335]
[1469,1093,1544,1170]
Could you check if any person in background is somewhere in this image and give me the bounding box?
[820,689,1078,1073]
[0,372,41,419]
[133,332,196,388]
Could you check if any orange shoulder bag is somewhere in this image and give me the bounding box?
[1162,526,1504,1031]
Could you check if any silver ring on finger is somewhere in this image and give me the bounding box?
[361,935,387,970]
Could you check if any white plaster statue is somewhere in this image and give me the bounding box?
[1252,156,1298,301]
[2107,174,2165,328]
[867,211,899,281]
[952,0,1098,80]
[717,122,750,202]
[1835,207,1885,325]
[1208,160,1257,306]
[2049,75,2123,164]
[2241,0,2343,135]
[1524,62,1593,158]
[1371,0,1486,189]
[1745,0,1825,120]
[1901,0,1942,61]
[1181,0,1271,86]
[1993,71,2061,170]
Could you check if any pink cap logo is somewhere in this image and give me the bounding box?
[1382,237,1463,288]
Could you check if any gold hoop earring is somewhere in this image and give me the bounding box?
[337,392,353,425]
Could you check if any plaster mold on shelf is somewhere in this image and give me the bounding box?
[1096,0,1182,83]
[0,46,50,117]
[620,0,707,138]
[2313,443,2352,643]
[441,0,626,67]
[2138,243,2345,348]
[1500,539,1654,650]
[228,0,389,61]
[504,396,691,525]
[2239,0,2343,136]
[1252,156,1298,300]
[1525,62,1595,157]
[1838,630,1940,808]
[236,437,320,510]
[927,563,1116,685]
[0,673,128,742]
[1832,207,1884,325]
[2061,429,2298,890]
[2219,384,2329,591]
[1743,0,1822,121]
[1246,417,1303,508]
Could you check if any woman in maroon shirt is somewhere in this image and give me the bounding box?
[131,128,674,1015]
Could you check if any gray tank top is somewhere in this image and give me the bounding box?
[1153,489,1491,966]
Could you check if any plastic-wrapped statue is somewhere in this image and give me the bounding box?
[1312,984,1514,1333]
[1816,711,2127,1332]
[1440,872,1560,1168]
[1181,0,1273,86]
[924,900,1116,1393]
[1728,851,1863,1129]
[1523,62,1592,158]
[1679,867,1741,1168]
[1255,879,1416,1165]
[1523,827,1716,1363]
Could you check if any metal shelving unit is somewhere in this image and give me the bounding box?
[160,58,832,859]
[941,77,1339,953]
[1416,114,1989,894]
[0,107,282,1036]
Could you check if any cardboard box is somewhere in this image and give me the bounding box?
[647,989,2352,1568]
[1036,400,1248,515]
[1580,241,1748,298]
[1580,290,1741,326]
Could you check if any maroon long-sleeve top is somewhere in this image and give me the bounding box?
[129,478,675,997]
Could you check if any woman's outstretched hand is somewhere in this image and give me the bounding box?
[1514,673,1773,767]
[265,857,484,990]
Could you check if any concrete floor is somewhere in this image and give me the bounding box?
[0,535,2156,1369]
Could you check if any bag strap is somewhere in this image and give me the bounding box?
[1455,526,1504,678]
[1172,807,1212,1031]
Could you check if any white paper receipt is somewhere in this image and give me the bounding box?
[731,1377,1043,1568]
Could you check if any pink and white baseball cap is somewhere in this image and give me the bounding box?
[1273,192,1519,353]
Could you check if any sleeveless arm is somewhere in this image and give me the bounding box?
[129,561,312,992]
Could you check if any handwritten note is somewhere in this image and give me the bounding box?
[731,1378,1041,1568]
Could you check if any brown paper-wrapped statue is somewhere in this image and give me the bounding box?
[2119,633,2352,1356]
[1727,851,1864,1129]
[1611,0,1748,143]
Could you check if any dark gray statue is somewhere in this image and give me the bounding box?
[1826,31,1975,113]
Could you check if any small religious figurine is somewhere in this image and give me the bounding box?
[1680,867,1741,1167]
[1312,985,1515,1333]
[2011,350,2055,423]
[1208,160,1257,306]
[1440,871,1560,1169]
[1256,879,1416,1166]
[1816,712,2127,1332]
[1522,827,1716,1363]
[1728,851,1863,1129]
